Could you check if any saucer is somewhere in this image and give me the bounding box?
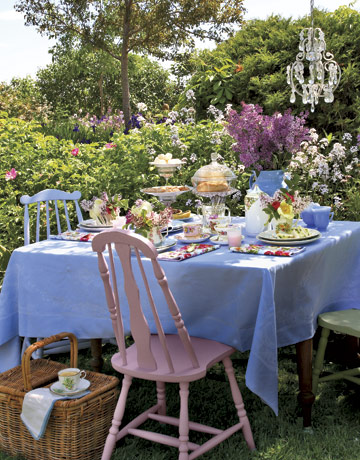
[175,233,211,243]
[50,379,91,395]
[210,235,229,245]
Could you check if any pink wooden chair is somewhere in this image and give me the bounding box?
[92,229,255,460]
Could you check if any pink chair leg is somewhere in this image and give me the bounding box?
[156,381,166,416]
[223,356,256,451]
[178,381,190,460]
[101,374,133,460]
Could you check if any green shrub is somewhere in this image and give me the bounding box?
[36,50,177,118]
[180,6,360,137]
[0,112,249,273]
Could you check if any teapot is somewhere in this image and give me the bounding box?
[244,185,268,236]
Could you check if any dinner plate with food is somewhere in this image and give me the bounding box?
[257,226,321,245]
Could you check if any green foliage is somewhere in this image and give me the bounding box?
[0,77,50,121]
[177,58,238,119]
[181,6,360,137]
[36,49,177,117]
[15,0,247,122]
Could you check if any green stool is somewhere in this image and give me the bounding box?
[312,309,360,395]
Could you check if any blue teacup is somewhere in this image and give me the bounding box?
[312,206,334,231]
[301,203,320,228]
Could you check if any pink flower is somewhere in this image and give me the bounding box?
[71,148,79,156]
[5,168,17,181]
[105,143,117,148]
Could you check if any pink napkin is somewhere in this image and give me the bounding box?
[158,243,220,261]
[230,244,305,257]
[50,231,96,242]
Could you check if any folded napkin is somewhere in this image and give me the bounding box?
[158,243,220,261]
[21,388,90,440]
[230,244,305,257]
[50,231,96,242]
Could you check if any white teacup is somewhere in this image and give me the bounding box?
[58,368,86,391]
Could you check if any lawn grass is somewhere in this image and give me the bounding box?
[1,343,359,460]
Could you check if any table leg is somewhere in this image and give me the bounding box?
[295,338,315,428]
[90,338,103,372]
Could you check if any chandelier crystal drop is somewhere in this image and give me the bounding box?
[287,0,341,112]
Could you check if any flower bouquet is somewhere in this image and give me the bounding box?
[81,192,128,226]
[124,200,173,246]
[259,178,311,236]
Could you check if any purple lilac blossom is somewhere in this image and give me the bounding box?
[226,102,310,170]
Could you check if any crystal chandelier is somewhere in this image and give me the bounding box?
[287,0,341,112]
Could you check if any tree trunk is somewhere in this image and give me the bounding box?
[121,49,131,125]
[98,72,105,116]
[121,0,132,126]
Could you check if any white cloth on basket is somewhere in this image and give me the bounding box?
[21,388,90,440]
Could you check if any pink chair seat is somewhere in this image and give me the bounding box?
[112,334,235,383]
[92,229,255,460]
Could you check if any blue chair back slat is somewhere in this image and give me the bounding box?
[36,202,41,243]
[62,200,71,231]
[45,201,51,240]
[54,201,61,234]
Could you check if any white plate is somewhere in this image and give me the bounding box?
[257,228,321,243]
[79,219,113,228]
[50,379,91,396]
[78,219,113,232]
[256,234,321,246]
[141,186,191,198]
[210,235,229,245]
[174,233,211,243]
[156,238,177,253]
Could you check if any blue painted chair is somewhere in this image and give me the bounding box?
[20,189,90,357]
[20,189,83,246]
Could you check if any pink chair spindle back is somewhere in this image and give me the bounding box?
[92,230,199,372]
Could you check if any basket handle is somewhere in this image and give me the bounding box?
[21,332,78,391]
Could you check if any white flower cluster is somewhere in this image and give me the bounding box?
[288,129,359,204]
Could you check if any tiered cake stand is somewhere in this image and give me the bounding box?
[142,160,190,207]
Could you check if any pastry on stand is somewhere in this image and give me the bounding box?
[191,152,238,218]
[143,154,190,208]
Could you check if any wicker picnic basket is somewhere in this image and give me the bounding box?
[0,332,119,460]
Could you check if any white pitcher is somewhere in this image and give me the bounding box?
[244,185,268,236]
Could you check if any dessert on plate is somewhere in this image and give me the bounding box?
[153,153,182,165]
[275,225,314,239]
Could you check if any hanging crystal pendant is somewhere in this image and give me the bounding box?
[287,0,341,112]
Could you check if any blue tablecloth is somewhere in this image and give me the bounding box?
[1,220,360,415]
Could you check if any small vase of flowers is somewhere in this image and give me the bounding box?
[124,200,173,246]
[81,192,128,226]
